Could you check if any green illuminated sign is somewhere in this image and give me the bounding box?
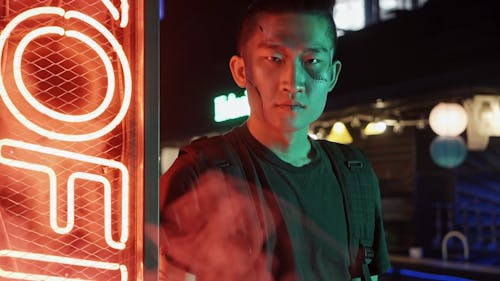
[213,90,250,122]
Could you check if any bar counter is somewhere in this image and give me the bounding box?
[388,255,500,281]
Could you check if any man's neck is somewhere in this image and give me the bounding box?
[246,120,312,167]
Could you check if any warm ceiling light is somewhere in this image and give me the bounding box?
[363,121,387,136]
[375,98,386,108]
[350,117,361,128]
[308,131,319,140]
[326,121,353,144]
[429,102,468,136]
[393,122,404,134]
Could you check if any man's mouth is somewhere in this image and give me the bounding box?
[275,102,305,110]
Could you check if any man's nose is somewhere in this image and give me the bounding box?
[280,59,306,97]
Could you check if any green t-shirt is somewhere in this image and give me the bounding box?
[239,126,351,281]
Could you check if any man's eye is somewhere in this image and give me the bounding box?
[266,56,282,63]
[305,58,321,65]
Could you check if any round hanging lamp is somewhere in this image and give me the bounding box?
[430,136,467,168]
[429,102,468,137]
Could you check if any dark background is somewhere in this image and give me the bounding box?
[160,0,500,145]
[160,0,246,144]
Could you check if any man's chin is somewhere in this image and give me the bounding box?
[275,121,309,134]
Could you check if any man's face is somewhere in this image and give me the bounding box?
[233,12,340,133]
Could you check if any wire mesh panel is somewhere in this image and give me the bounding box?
[0,1,144,280]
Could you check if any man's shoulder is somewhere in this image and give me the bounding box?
[160,128,245,206]
[315,140,376,179]
[315,140,368,161]
[172,126,249,175]
[179,128,241,164]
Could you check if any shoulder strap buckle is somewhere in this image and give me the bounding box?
[346,160,363,170]
[362,245,374,264]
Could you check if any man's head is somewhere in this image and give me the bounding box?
[237,0,337,57]
[229,0,341,135]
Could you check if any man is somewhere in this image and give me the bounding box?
[160,0,390,280]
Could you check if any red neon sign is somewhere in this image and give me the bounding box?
[0,1,143,280]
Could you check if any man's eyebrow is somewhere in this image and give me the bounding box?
[304,47,332,53]
[255,42,332,53]
[256,41,283,50]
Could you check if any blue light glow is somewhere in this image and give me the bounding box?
[399,269,475,281]
[160,0,165,20]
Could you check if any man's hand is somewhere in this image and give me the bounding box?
[161,170,275,281]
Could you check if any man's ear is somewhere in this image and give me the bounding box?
[229,55,247,88]
[328,60,342,92]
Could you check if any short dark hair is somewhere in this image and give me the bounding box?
[237,0,337,56]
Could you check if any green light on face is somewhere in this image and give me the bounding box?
[213,90,250,122]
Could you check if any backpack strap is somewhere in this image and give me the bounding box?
[319,140,376,281]
[179,135,235,172]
